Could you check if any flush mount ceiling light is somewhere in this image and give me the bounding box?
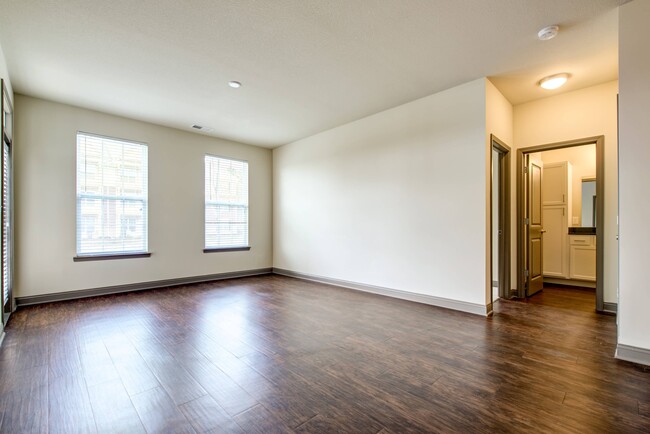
[538,73,570,90]
[228,81,242,88]
[537,25,559,41]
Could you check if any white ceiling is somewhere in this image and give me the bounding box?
[0,0,625,148]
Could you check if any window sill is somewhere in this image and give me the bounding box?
[203,246,251,253]
[73,252,152,262]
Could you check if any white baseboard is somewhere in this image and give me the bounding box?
[615,343,650,367]
[272,268,487,316]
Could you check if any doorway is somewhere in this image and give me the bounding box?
[490,135,511,312]
[516,136,605,312]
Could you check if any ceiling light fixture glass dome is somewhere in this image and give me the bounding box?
[539,73,570,90]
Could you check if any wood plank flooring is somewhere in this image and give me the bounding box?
[0,276,648,433]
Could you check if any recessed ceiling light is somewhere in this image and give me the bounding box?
[539,73,570,90]
[537,25,559,41]
[228,81,242,88]
[190,124,213,132]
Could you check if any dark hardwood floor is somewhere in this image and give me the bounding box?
[0,275,648,433]
[526,284,597,313]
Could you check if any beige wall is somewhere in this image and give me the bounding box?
[0,41,12,100]
[14,95,273,298]
[541,144,596,226]
[274,79,488,311]
[618,0,650,353]
[486,80,514,146]
[514,80,618,304]
[486,79,514,301]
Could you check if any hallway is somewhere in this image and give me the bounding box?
[521,284,597,313]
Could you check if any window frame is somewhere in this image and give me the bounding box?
[203,154,250,253]
[74,131,150,261]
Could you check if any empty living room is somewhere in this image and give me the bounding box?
[0,1,649,433]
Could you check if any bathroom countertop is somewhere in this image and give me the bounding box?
[568,227,596,235]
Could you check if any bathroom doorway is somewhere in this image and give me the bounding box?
[516,136,606,312]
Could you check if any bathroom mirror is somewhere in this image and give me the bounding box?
[581,179,596,227]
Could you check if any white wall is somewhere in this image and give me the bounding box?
[14,95,273,298]
[541,145,596,226]
[618,0,650,352]
[274,79,488,308]
[514,81,618,304]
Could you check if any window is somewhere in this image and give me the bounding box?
[2,79,13,320]
[76,132,148,257]
[204,155,249,250]
[3,140,11,310]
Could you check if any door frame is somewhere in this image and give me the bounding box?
[516,136,605,312]
[489,135,511,309]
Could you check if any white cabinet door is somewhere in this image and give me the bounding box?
[569,236,596,281]
[543,206,567,278]
[543,162,567,206]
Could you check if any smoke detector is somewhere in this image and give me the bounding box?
[537,25,559,41]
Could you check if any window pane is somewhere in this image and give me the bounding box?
[3,142,10,304]
[77,133,148,255]
[204,156,248,248]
